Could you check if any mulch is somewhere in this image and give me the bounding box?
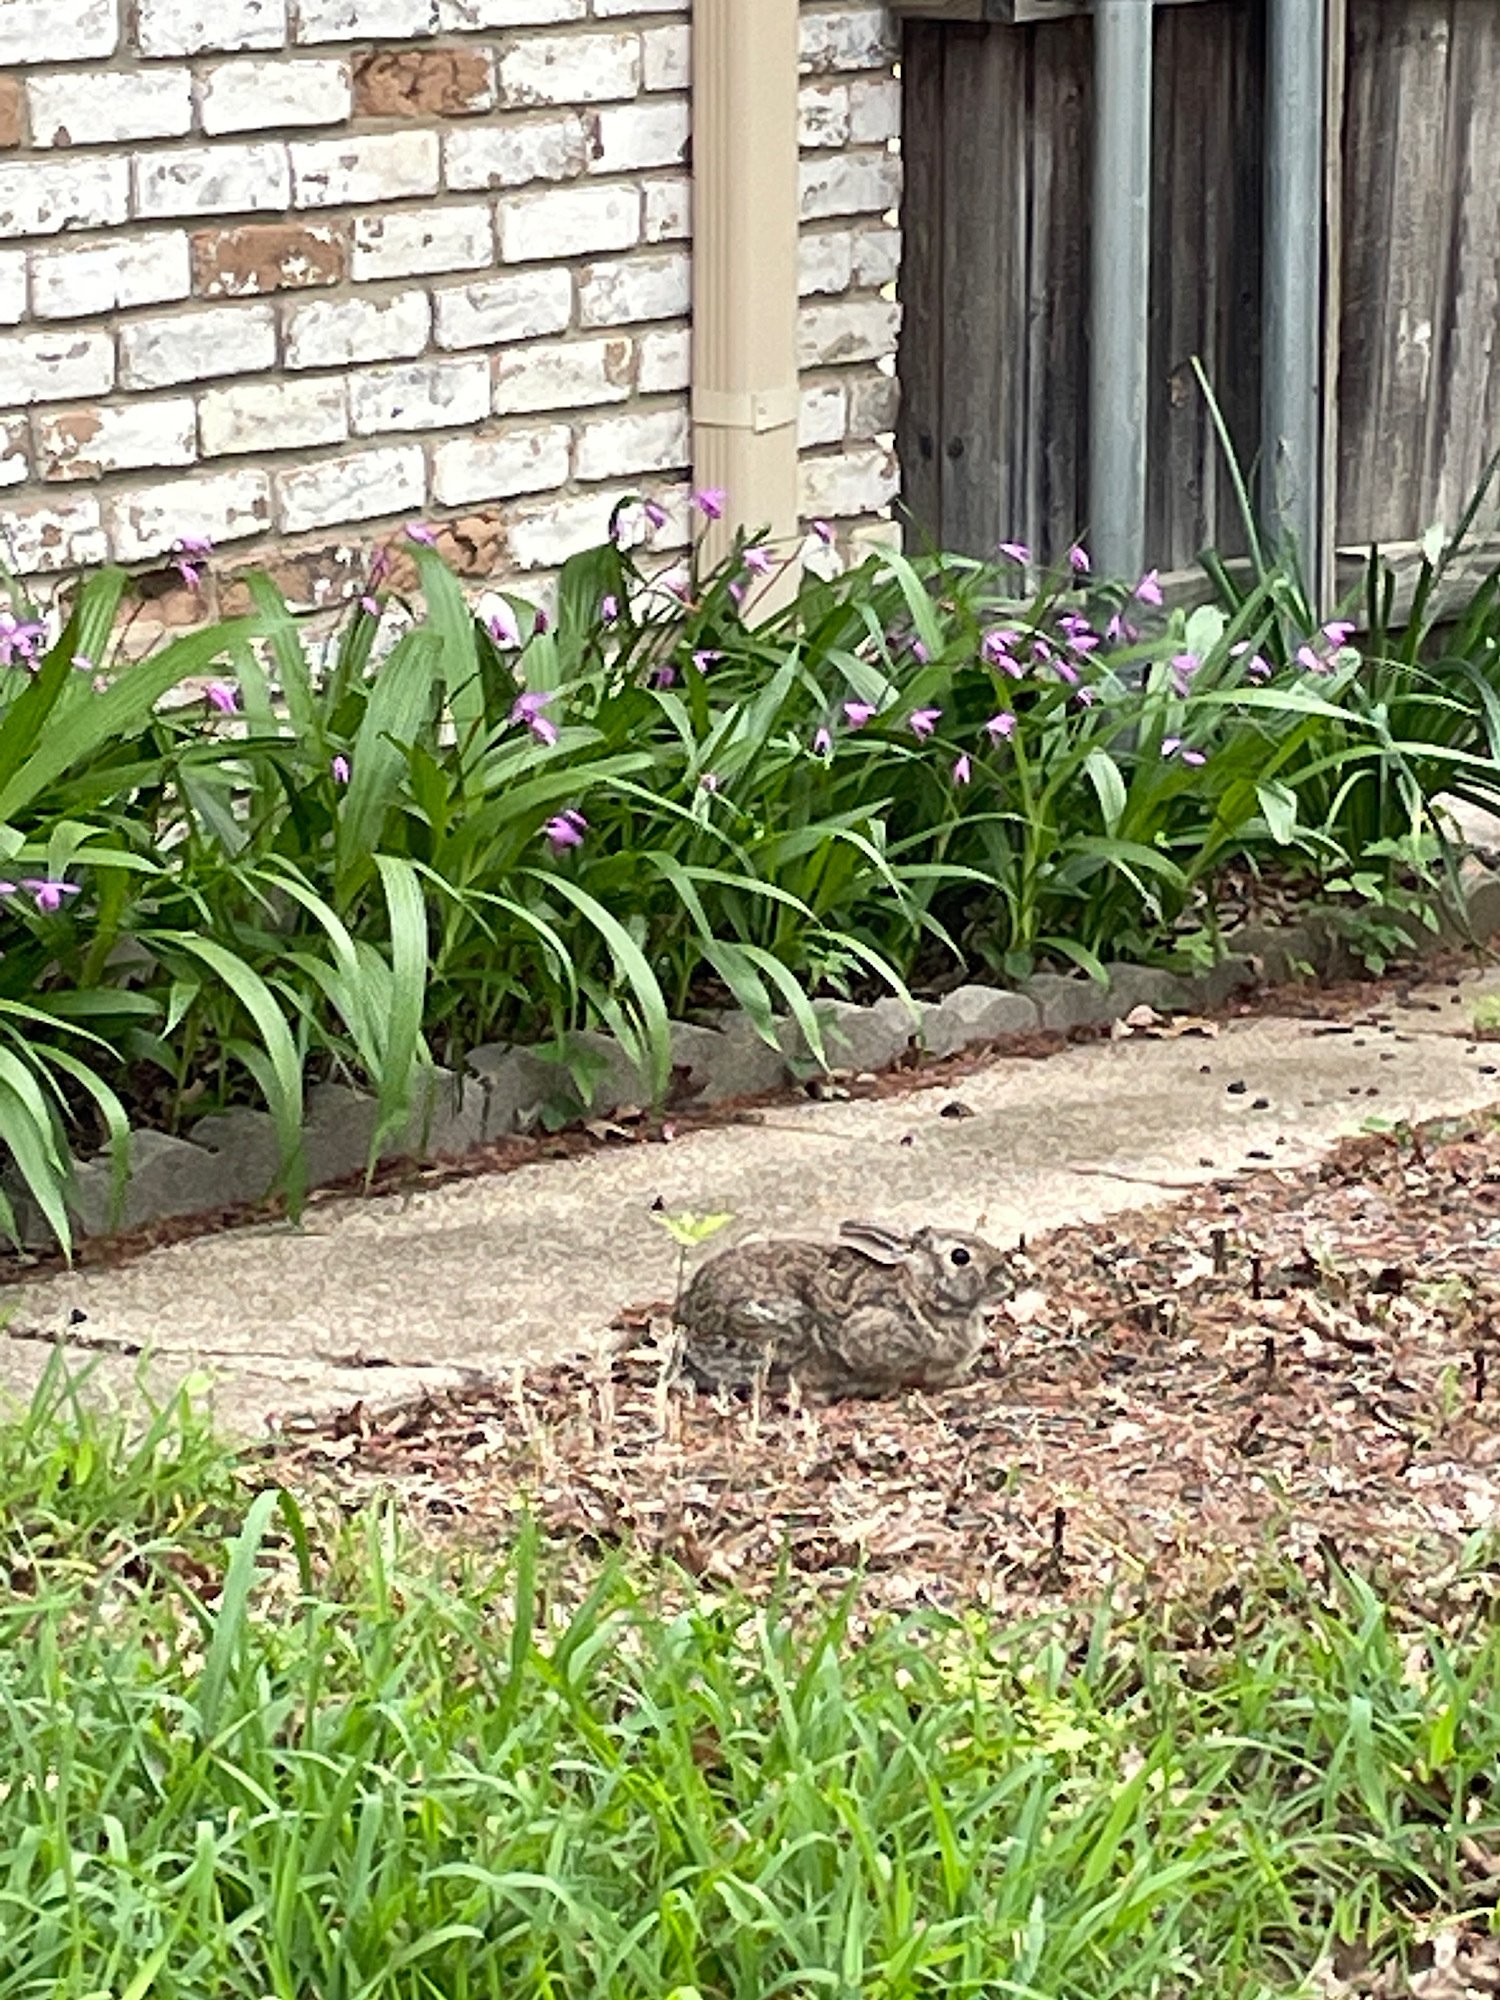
[275,1103,1500,1623]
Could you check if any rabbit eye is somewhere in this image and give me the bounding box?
[950,1246,971,1267]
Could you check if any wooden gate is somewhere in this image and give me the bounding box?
[897,0,1500,579]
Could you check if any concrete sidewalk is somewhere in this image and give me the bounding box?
[3,968,1497,1436]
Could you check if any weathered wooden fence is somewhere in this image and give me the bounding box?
[897,0,1500,577]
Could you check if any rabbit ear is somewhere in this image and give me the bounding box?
[838,1219,912,1265]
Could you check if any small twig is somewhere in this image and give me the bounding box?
[2,1319,143,1357]
[1250,1251,1265,1302]
[1233,1410,1264,1455]
[1475,1347,1488,1406]
[1210,1226,1229,1276]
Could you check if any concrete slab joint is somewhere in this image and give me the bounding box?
[7,862,1499,1249]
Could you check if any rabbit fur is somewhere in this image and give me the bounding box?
[678,1219,1013,1399]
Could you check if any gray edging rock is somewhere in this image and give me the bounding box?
[18,861,1499,1248]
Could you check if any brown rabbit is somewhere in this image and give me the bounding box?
[677,1219,1013,1399]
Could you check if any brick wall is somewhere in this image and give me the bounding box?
[0,0,900,615]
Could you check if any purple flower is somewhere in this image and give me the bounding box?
[644,499,669,532]
[728,580,746,606]
[1170,651,1201,696]
[843,700,877,728]
[691,649,721,673]
[171,535,213,591]
[985,711,1016,741]
[1162,737,1207,767]
[1134,569,1164,607]
[1230,640,1272,681]
[649,665,677,688]
[999,541,1031,564]
[406,522,437,547]
[744,546,774,578]
[811,519,835,545]
[1058,612,1092,639]
[205,682,238,715]
[692,488,727,521]
[981,629,1023,677]
[907,707,942,739]
[1106,613,1138,646]
[511,689,559,746]
[0,612,46,668]
[1074,686,1097,707]
[1322,620,1356,648]
[1297,643,1329,674]
[953,752,972,785]
[813,726,834,755]
[1051,656,1080,686]
[331,754,351,783]
[487,601,522,648]
[699,771,720,793]
[369,548,393,586]
[359,595,381,619]
[534,609,550,634]
[543,808,587,852]
[1068,543,1091,574]
[600,594,620,624]
[22,877,80,915]
[71,653,93,673]
[0,881,14,895]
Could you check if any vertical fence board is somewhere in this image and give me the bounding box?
[896,19,947,549]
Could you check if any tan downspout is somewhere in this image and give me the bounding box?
[691,0,802,601]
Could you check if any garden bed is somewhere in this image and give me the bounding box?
[278,1103,1500,1629]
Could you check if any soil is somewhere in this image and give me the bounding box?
[274,1101,1500,1627]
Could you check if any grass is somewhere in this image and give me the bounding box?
[3,1357,1500,1998]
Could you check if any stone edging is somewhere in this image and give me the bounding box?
[24,862,1500,1248]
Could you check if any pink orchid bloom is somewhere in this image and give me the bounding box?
[692,488,727,521]
[985,711,1016,741]
[1134,569,1164,607]
[487,601,522,648]
[405,522,437,546]
[331,754,351,783]
[205,682,238,715]
[813,726,834,754]
[511,690,559,745]
[644,499,669,531]
[744,546,775,578]
[998,541,1031,564]
[543,808,587,852]
[811,519,835,545]
[907,707,942,739]
[22,877,80,914]
[1068,543,1091,574]
[843,701,877,727]
[953,752,972,785]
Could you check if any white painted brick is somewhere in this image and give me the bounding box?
[430,422,571,505]
[200,377,348,457]
[445,115,588,192]
[588,97,689,176]
[28,70,193,149]
[799,82,850,148]
[292,133,439,210]
[0,415,29,487]
[0,159,128,241]
[134,143,291,220]
[200,59,352,136]
[799,229,853,298]
[506,484,626,568]
[592,0,680,13]
[641,21,689,91]
[492,334,633,414]
[798,296,901,368]
[853,224,900,288]
[798,444,898,520]
[294,0,436,40]
[437,0,584,25]
[137,0,286,56]
[574,403,687,482]
[636,325,688,395]
[107,468,272,560]
[119,303,276,389]
[497,33,641,109]
[0,252,26,326]
[0,330,113,406]
[433,268,571,349]
[284,291,430,370]
[276,443,424,534]
[799,8,897,75]
[642,175,689,243]
[351,205,493,282]
[348,357,490,435]
[497,182,638,262]
[4,494,108,574]
[800,151,902,222]
[0,0,116,63]
[849,369,899,438]
[32,232,191,320]
[35,399,198,481]
[577,249,688,329]
[850,75,901,143]
[799,380,847,449]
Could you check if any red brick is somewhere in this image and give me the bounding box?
[191,221,348,298]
